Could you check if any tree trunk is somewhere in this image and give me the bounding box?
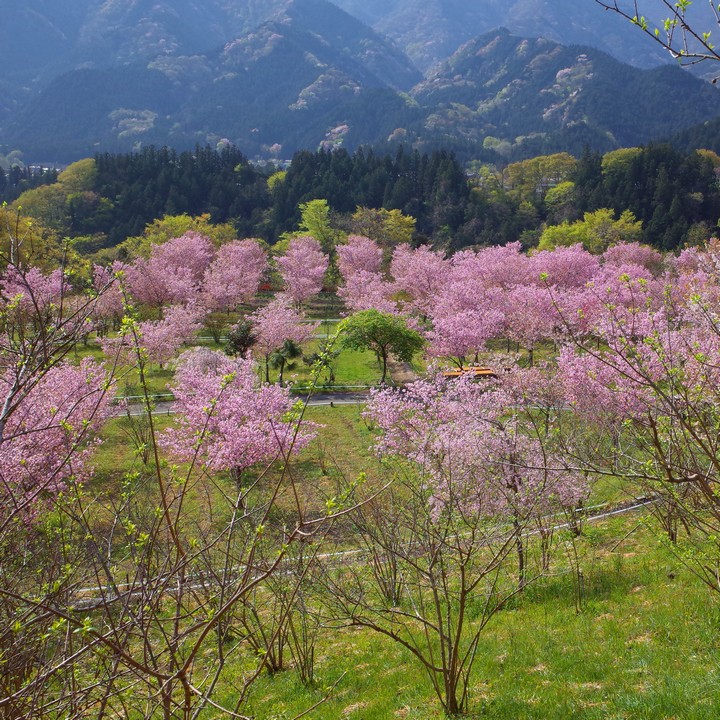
[514,519,526,591]
[380,349,388,384]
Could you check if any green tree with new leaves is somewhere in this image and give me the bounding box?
[538,208,642,253]
[594,0,720,75]
[338,309,424,385]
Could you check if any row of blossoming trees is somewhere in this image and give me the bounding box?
[0,230,332,718]
[5,220,720,716]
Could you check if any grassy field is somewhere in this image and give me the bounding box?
[76,322,720,719]
[86,399,720,719]
[241,513,720,719]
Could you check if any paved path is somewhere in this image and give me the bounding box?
[118,390,371,416]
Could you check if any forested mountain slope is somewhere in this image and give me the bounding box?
[2,3,720,163]
[1,0,420,162]
[409,29,720,158]
[330,0,701,71]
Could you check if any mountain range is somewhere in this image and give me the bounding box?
[2,0,720,164]
[332,0,668,72]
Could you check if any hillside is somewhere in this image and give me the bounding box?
[3,7,720,163]
[0,0,281,80]
[409,29,720,158]
[1,0,421,162]
[331,0,716,73]
[4,0,715,80]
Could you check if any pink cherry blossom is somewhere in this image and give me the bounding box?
[336,235,383,276]
[426,306,505,364]
[276,236,328,305]
[602,242,665,275]
[202,238,267,312]
[0,266,67,322]
[0,359,112,522]
[366,373,587,520]
[529,244,600,288]
[102,303,206,367]
[337,269,397,314]
[161,350,314,475]
[390,244,448,316]
[251,295,318,358]
[125,232,214,310]
[91,263,125,325]
[336,235,395,313]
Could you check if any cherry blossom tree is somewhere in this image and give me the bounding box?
[0,239,354,717]
[0,263,111,475]
[336,235,383,276]
[551,256,720,555]
[368,373,585,526]
[337,269,397,314]
[0,249,122,716]
[550,264,664,343]
[322,373,584,716]
[90,263,125,334]
[504,284,559,365]
[463,241,531,290]
[275,236,328,306]
[162,349,314,479]
[602,241,665,275]
[0,359,112,524]
[202,238,267,313]
[102,303,206,368]
[152,230,214,281]
[390,244,448,316]
[251,295,317,383]
[0,266,68,328]
[336,235,395,313]
[421,243,533,361]
[528,243,600,288]
[426,305,505,366]
[138,303,206,367]
[125,232,214,312]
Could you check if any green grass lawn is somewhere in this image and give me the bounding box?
[241,514,720,719]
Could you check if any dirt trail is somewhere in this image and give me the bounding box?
[387,358,418,385]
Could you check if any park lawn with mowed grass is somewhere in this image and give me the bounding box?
[242,514,720,719]
[78,332,396,392]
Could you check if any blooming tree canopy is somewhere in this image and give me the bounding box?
[162,350,314,476]
[276,236,327,306]
[125,232,214,310]
[0,359,112,522]
[202,238,267,312]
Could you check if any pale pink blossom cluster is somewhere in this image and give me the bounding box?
[276,236,328,305]
[202,238,268,312]
[250,294,318,358]
[122,232,268,313]
[366,373,587,521]
[91,263,125,324]
[161,349,315,474]
[102,303,206,367]
[349,240,674,366]
[0,266,68,322]
[0,359,112,522]
[336,235,396,313]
